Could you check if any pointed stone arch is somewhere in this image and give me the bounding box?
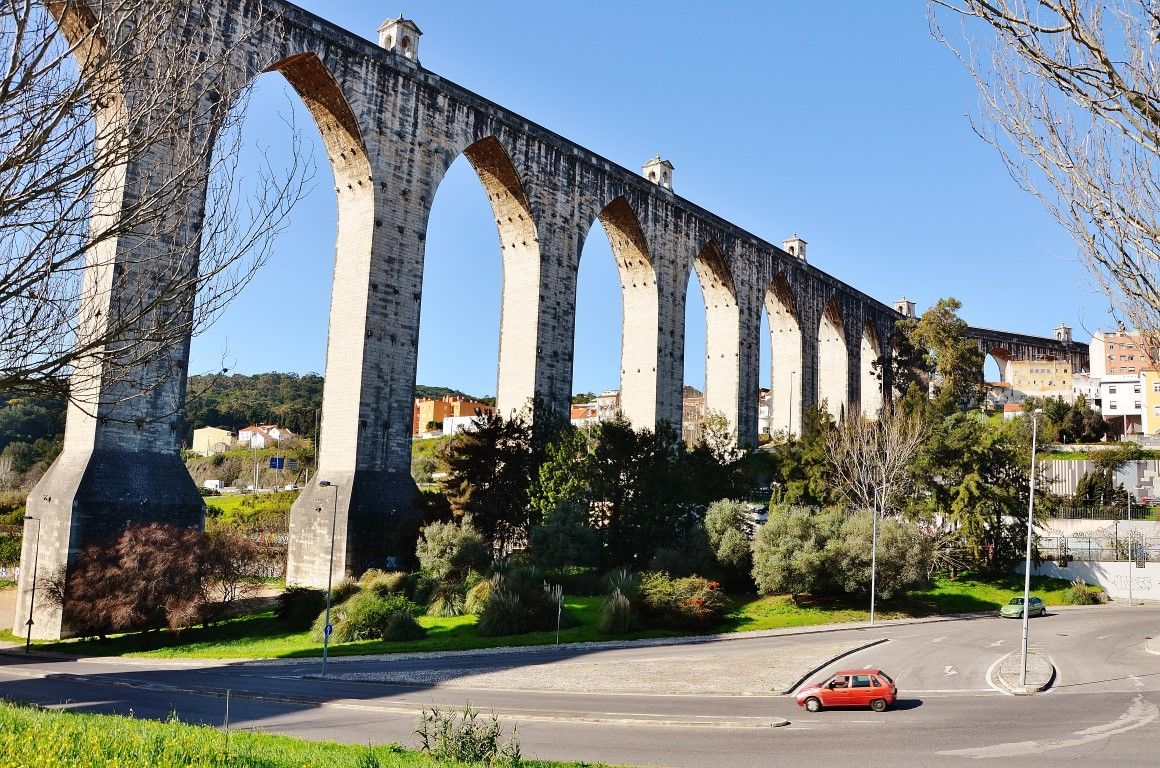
[765,273,802,435]
[581,196,657,429]
[690,241,740,434]
[818,298,848,422]
[860,319,884,418]
[454,135,542,417]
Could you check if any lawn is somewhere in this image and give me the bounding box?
[19,573,1100,660]
[0,700,598,768]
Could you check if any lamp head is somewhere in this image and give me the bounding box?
[318,480,333,487]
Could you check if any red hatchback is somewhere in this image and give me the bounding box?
[795,668,897,712]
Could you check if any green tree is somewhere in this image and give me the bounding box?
[415,519,489,584]
[830,513,933,600]
[704,499,753,572]
[907,298,985,415]
[440,412,535,556]
[527,500,600,568]
[768,406,834,506]
[751,506,844,600]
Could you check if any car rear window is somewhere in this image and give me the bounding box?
[878,672,893,684]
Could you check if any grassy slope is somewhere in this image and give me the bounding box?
[16,574,1101,660]
[0,701,593,768]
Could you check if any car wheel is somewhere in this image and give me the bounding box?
[870,698,887,713]
[1040,607,1047,617]
[805,697,822,713]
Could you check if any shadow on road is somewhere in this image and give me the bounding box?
[890,698,924,711]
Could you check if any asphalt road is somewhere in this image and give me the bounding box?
[2,604,1159,767]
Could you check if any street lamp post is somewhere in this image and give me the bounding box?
[317,480,340,677]
[1127,496,1133,607]
[1019,409,1042,688]
[23,516,41,653]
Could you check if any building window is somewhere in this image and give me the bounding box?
[1110,403,1118,410]
[1152,382,1160,393]
[1136,401,1142,409]
[1109,386,1117,394]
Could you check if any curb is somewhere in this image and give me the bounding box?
[781,637,890,695]
[994,652,1056,695]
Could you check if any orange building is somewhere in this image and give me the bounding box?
[413,395,495,435]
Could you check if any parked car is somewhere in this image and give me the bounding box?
[795,668,897,712]
[1000,595,1046,618]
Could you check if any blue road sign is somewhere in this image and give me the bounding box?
[324,623,333,637]
[269,457,285,470]
[287,459,298,471]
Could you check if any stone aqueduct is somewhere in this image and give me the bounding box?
[16,1,1088,638]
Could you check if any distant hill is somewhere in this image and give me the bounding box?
[184,372,324,441]
[415,385,494,405]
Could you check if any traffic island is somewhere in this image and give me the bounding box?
[995,650,1056,695]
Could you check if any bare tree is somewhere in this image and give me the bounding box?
[1,0,309,408]
[827,407,926,623]
[930,1,1160,340]
[827,408,926,521]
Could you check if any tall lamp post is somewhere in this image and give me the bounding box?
[23,515,41,653]
[317,480,340,677]
[1019,409,1042,688]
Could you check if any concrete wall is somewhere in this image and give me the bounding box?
[1018,560,1160,601]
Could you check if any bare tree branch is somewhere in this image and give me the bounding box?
[827,408,926,519]
[0,0,312,419]
[930,1,1160,349]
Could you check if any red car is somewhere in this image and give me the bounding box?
[795,668,897,712]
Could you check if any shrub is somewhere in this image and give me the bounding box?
[600,588,633,634]
[311,591,424,643]
[476,588,526,637]
[527,500,600,568]
[275,586,326,629]
[360,569,408,597]
[828,512,933,600]
[1063,578,1100,605]
[465,575,500,614]
[705,499,753,571]
[414,705,520,766]
[638,572,725,630]
[427,591,465,618]
[605,567,640,601]
[416,519,490,583]
[330,577,360,605]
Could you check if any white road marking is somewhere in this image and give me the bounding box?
[944,666,958,676]
[989,640,1004,647]
[932,636,947,643]
[938,695,1159,758]
[985,652,1014,696]
[1129,675,1145,688]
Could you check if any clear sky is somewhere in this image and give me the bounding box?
[188,1,1109,397]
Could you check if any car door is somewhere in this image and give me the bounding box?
[850,674,874,706]
[820,675,851,707]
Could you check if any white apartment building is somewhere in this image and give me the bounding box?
[1099,375,1144,434]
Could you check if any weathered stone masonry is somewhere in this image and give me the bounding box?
[16,1,1086,638]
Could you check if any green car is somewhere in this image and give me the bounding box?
[1000,596,1046,618]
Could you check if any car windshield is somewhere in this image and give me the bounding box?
[1009,598,1024,605]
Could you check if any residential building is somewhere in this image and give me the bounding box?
[1002,403,1025,420]
[1142,370,1160,435]
[1007,358,1074,403]
[192,426,233,456]
[412,395,495,436]
[1098,375,1144,435]
[592,390,621,422]
[1089,329,1157,378]
[682,394,705,445]
[986,381,1019,410]
[570,402,599,428]
[238,424,295,449]
[757,389,772,435]
[1072,373,1101,410]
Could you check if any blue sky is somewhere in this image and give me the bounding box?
[189,1,1107,397]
